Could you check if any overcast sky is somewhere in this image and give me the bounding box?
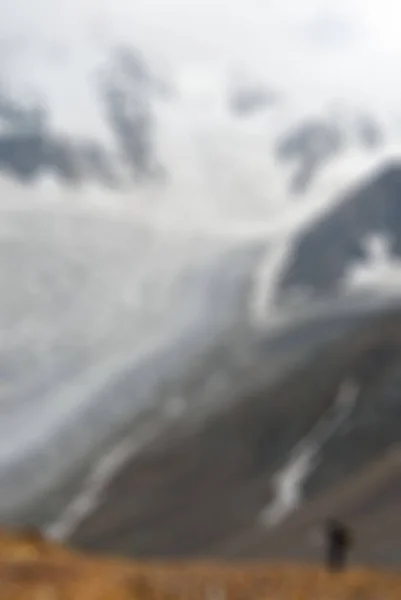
[1,0,401,120]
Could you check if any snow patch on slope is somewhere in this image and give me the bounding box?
[260,379,360,526]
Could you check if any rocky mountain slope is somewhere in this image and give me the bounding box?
[279,162,401,298]
[0,46,162,188]
[63,305,401,566]
[275,111,382,194]
[0,37,385,199]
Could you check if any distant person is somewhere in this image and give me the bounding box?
[325,518,352,572]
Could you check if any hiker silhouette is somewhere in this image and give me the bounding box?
[325,519,352,572]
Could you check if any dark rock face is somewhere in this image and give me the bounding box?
[275,119,345,194]
[0,46,163,188]
[276,113,383,194]
[99,47,164,182]
[0,128,119,186]
[278,163,401,299]
[356,114,383,150]
[0,50,383,195]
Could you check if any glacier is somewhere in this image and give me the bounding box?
[0,0,401,528]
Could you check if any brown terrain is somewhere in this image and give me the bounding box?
[69,307,401,565]
[0,527,400,599]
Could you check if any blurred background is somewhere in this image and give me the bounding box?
[0,0,400,568]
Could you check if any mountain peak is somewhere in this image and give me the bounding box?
[278,160,401,300]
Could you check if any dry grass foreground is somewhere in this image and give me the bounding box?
[0,528,400,599]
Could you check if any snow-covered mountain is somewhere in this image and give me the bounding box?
[279,163,401,299]
[1,1,401,565]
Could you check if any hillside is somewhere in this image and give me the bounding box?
[278,162,401,299]
[2,0,401,582]
[66,306,401,563]
[0,528,400,599]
